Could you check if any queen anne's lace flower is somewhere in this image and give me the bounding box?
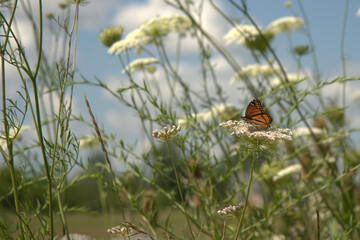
[0,125,31,148]
[224,24,259,45]
[224,16,303,50]
[292,127,323,138]
[79,135,99,150]
[265,16,304,35]
[60,233,93,240]
[99,27,124,47]
[272,164,302,182]
[220,120,292,145]
[153,125,181,142]
[123,57,159,73]
[108,14,192,55]
[217,202,245,216]
[270,73,307,88]
[107,225,128,235]
[351,89,360,100]
[178,104,241,127]
[230,64,282,84]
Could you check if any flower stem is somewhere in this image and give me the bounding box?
[166,142,195,240]
[235,150,256,239]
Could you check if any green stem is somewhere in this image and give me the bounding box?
[166,142,195,240]
[235,149,256,239]
[57,183,70,240]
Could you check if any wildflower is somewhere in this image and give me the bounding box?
[202,104,241,122]
[272,163,301,182]
[230,64,281,84]
[284,1,292,8]
[224,24,274,52]
[224,16,303,52]
[292,45,309,56]
[270,73,307,88]
[107,225,128,235]
[224,24,259,45]
[122,57,158,74]
[220,120,292,147]
[265,16,304,35]
[293,127,323,138]
[153,125,181,142]
[60,233,93,240]
[107,222,153,239]
[99,26,124,47]
[79,135,99,150]
[0,125,31,148]
[58,2,69,9]
[178,104,241,127]
[217,202,245,216]
[108,14,192,55]
[351,89,360,100]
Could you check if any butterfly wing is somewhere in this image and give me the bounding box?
[242,99,273,128]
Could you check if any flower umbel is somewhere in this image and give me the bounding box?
[230,63,282,84]
[220,120,292,148]
[99,26,124,47]
[265,16,304,35]
[272,164,302,182]
[217,202,245,217]
[108,14,192,55]
[224,16,303,52]
[123,57,159,74]
[107,222,154,239]
[107,225,128,235]
[153,125,181,142]
[178,104,241,127]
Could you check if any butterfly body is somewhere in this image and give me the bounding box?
[242,99,272,128]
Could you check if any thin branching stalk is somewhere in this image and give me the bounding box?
[0,0,25,237]
[23,0,57,238]
[166,142,195,240]
[235,144,257,239]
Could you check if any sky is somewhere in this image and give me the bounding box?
[2,0,360,166]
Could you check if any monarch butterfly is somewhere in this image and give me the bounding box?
[242,99,273,128]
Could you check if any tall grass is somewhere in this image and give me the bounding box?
[1,0,360,239]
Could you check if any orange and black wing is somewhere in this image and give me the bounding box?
[241,99,272,128]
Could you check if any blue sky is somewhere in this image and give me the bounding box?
[3,0,360,156]
[75,0,360,143]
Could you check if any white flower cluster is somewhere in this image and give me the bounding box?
[224,16,304,46]
[60,233,93,240]
[122,57,159,74]
[220,120,292,144]
[217,202,245,216]
[107,225,128,235]
[0,125,30,149]
[270,73,307,88]
[272,164,302,182]
[99,26,123,47]
[108,14,192,55]
[292,127,323,138]
[153,125,181,142]
[265,16,304,35]
[178,104,241,127]
[79,135,99,150]
[224,24,259,45]
[230,64,282,84]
